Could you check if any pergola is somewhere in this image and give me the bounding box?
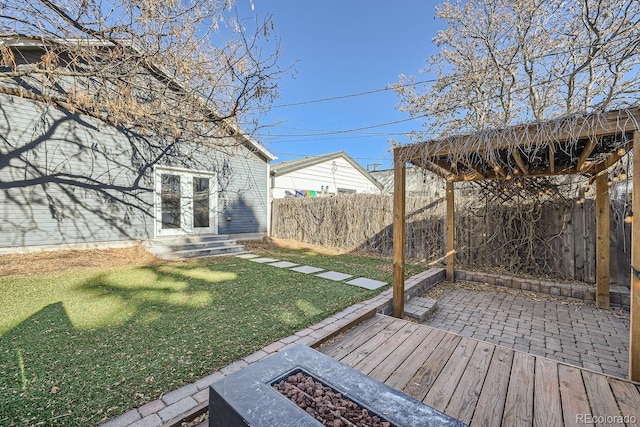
[392,107,640,382]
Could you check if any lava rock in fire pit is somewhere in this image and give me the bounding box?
[274,371,393,427]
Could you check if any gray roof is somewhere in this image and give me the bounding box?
[271,151,383,190]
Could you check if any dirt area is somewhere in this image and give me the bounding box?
[0,245,160,277]
[0,237,377,278]
[420,280,551,302]
[243,237,350,255]
[244,237,395,262]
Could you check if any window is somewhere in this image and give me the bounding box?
[161,174,181,229]
[193,177,210,228]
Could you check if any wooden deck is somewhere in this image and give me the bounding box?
[318,314,640,427]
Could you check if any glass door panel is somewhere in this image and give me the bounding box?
[161,174,181,229]
[193,177,210,228]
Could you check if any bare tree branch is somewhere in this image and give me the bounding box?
[395,0,640,138]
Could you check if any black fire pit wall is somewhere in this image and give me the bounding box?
[209,343,466,427]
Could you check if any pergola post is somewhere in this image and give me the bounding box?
[392,148,406,319]
[595,172,610,309]
[446,180,455,281]
[630,131,640,381]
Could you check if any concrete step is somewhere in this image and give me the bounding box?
[165,240,241,252]
[161,244,247,260]
[148,235,232,246]
[404,297,438,322]
[146,235,246,260]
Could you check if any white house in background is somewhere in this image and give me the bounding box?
[270,151,383,198]
[369,167,446,198]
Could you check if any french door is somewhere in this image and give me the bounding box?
[154,167,218,236]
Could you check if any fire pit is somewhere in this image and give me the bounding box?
[208,344,466,427]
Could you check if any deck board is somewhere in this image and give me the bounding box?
[422,337,477,412]
[352,322,420,374]
[445,341,494,424]
[558,364,593,427]
[534,357,563,427]
[367,322,436,382]
[502,351,535,427]
[582,370,622,427]
[472,346,514,426]
[609,379,640,425]
[321,315,394,359]
[383,328,449,391]
[317,314,640,427]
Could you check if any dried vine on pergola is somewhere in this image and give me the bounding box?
[398,108,640,192]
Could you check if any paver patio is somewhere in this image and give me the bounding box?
[423,286,630,378]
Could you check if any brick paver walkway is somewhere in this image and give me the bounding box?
[424,286,631,378]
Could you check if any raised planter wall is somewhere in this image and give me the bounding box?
[455,270,631,309]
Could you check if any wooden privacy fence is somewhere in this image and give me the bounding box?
[271,194,631,286]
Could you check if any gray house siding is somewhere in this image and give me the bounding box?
[215,153,268,234]
[0,93,269,250]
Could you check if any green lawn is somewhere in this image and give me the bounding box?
[0,248,422,426]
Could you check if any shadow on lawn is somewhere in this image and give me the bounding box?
[0,264,240,425]
[66,263,238,329]
[0,303,77,425]
[0,261,349,426]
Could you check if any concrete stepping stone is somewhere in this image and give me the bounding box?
[290,265,324,274]
[236,253,259,259]
[346,277,387,290]
[404,297,438,322]
[315,271,353,281]
[250,257,278,263]
[268,261,299,268]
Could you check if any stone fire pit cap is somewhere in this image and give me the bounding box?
[209,343,466,427]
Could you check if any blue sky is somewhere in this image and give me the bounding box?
[237,1,444,170]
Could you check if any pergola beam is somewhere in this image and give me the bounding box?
[481,153,507,178]
[411,159,452,181]
[398,109,640,159]
[461,160,486,180]
[432,159,459,179]
[577,138,598,172]
[512,149,529,175]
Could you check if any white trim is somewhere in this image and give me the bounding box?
[153,165,213,175]
[267,162,272,236]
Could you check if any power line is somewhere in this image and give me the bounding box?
[268,32,640,111]
[258,57,639,139]
[259,132,411,142]
[257,116,424,138]
[271,78,437,108]
[272,151,390,162]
